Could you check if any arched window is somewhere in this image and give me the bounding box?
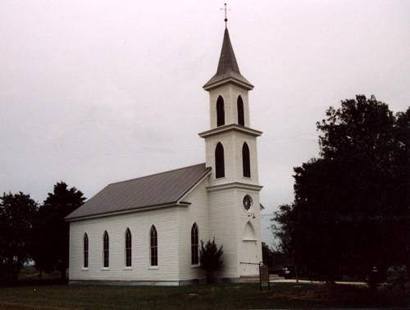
[125,228,132,267]
[242,142,251,177]
[216,96,225,126]
[83,233,88,268]
[103,231,109,268]
[215,142,225,178]
[191,223,199,265]
[150,225,158,266]
[237,96,245,126]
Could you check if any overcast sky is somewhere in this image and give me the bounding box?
[1,0,409,226]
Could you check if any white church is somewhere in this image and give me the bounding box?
[66,23,263,285]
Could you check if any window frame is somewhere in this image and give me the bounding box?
[83,233,89,269]
[150,225,158,267]
[125,228,132,267]
[103,231,109,268]
[191,223,199,265]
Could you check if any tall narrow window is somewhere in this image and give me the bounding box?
[242,142,251,177]
[237,96,245,126]
[83,233,88,268]
[215,142,225,178]
[216,96,225,126]
[125,228,132,267]
[150,225,158,266]
[191,223,199,265]
[103,231,109,268]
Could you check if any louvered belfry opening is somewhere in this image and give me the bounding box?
[237,96,245,126]
[216,96,225,126]
[215,142,225,178]
[242,142,251,177]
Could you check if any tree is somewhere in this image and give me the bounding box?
[32,182,85,280]
[199,239,223,283]
[262,242,273,268]
[273,96,410,281]
[0,192,37,282]
[272,205,295,258]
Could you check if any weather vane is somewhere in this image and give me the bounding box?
[220,3,230,28]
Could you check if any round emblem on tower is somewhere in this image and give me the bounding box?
[243,195,253,211]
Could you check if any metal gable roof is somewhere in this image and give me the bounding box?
[66,163,210,221]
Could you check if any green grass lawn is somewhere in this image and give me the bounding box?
[0,283,408,309]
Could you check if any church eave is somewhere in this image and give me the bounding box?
[176,168,212,203]
[206,182,263,192]
[199,124,263,138]
[203,76,254,91]
[65,201,189,222]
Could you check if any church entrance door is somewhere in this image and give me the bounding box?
[240,240,259,276]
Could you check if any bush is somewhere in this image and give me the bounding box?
[386,265,408,292]
[199,239,223,283]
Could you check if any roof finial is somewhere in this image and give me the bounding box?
[221,3,228,28]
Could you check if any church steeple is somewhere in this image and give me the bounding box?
[203,28,253,91]
[200,17,263,281]
[199,19,263,280]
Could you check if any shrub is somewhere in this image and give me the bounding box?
[199,239,223,283]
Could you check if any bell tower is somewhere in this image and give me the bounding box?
[199,24,263,280]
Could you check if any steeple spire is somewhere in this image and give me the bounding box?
[216,28,240,75]
[203,27,253,90]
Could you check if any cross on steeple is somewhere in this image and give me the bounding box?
[203,4,253,90]
[221,3,229,28]
[203,11,253,90]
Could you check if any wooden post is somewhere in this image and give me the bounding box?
[259,262,270,290]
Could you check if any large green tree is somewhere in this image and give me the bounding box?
[32,182,85,279]
[0,192,37,282]
[274,95,409,281]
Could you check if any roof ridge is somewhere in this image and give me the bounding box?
[108,162,206,186]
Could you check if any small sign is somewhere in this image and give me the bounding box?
[259,263,270,290]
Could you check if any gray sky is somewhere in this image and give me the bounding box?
[1,0,409,232]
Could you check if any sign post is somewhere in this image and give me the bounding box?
[259,262,270,290]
